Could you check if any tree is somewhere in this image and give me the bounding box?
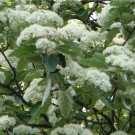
[0,0,135,134]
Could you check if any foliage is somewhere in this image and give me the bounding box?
[0,0,135,135]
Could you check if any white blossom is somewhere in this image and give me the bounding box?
[51,123,93,135]
[0,115,16,130]
[17,24,59,45]
[103,45,134,57]
[105,54,135,73]
[103,45,135,73]
[23,78,45,104]
[58,23,89,40]
[97,3,113,25]
[110,131,127,135]
[47,105,59,125]
[13,124,41,135]
[35,38,57,53]
[60,58,112,92]
[27,10,63,26]
[3,8,30,28]
[16,4,38,13]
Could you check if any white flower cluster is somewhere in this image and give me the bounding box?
[23,78,45,104]
[13,124,41,135]
[17,24,59,45]
[103,45,135,73]
[81,30,106,47]
[51,123,93,135]
[53,0,81,12]
[47,105,59,125]
[15,4,38,13]
[60,58,112,92]
[58,23,88,40]
[0,8,30,28]
[97,3,113,25]
[35,38,57,53]
[0,115,16,130]
[110,131,127,135]
[27,10,63,27]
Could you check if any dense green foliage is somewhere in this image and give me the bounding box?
[0,0,135,135]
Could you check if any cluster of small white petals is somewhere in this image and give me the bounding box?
[103,45,135,73]
[81,31,106,47]
[27,10,63,26]
[110,131,127,135]
[47,105,59,125]
[105,54,135,73]
[0,115,16,130]
[60,58,112,92]
[35,38,57,53]
[58,23,89,40]
[94,100,105,110]
[51,123,93,135]
[97,3,112,25]
[0,49,18,70]
[17,24,59,45]
[103,45,134,57]
[15,4,38,13]
[53,0,81,12]
[13,124,41,135]
[85,69,112,92]
[0,71,5,83]
[0,8,29,28]
[23,78,45,104]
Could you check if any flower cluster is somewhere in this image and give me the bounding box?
[26,10,63,27]
[13,124,41,135]
[23,78,45,104]
[0,115,16,130]
[17,24,59,45]
[60,57,112,92]
[103,45,135,73]
[51,123,93,135]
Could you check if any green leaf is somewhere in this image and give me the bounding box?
[111,0,133,6]
[10,45,36,57]
[105,27,119,46]
[58,91,73,118]
[42,78,51,106]
[79,53,106,69]
[57,40,84,58]
[42,54,59,72]
[50,72,66,91]
[100,97,114,110]
[25,70,41,82]
[17,58,28,71]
